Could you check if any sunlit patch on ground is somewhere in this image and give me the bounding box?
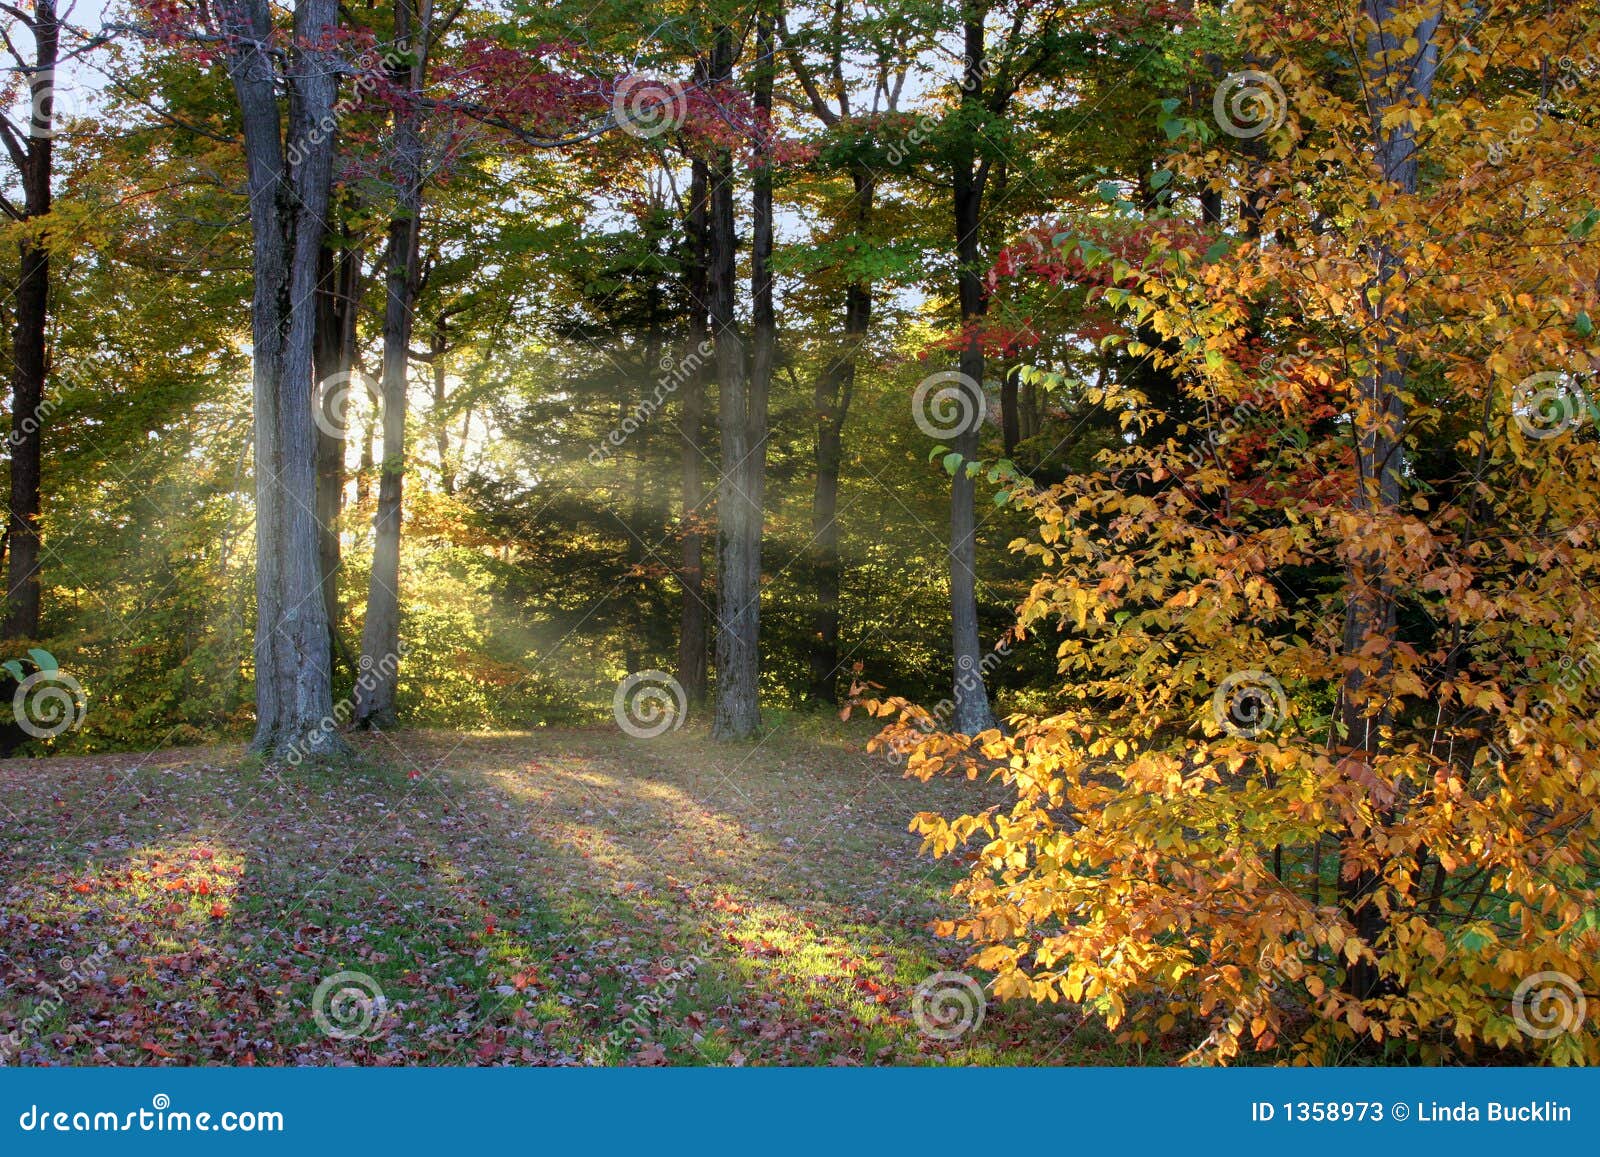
[0,729,1156,1066]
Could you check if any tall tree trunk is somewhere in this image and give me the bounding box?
[218,0,345,759]
[710,18,772,740]
[999,366,1020,456]
[676,156,711,706]
[314,226,361,678]
[1,0,58,643]
[1337,0,1440,1002]
[355,0,430,728]
[946,11,996,735]
[806,167,873,705]
[621,346,653,675]
[430,318,454,496]
[356,410,375,507]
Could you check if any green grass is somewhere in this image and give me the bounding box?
[0,726,1159,1066]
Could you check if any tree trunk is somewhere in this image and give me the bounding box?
[1,0,57,643]
[710,20,771,740]
[430,318,454,496]
[946,12,996,735]
[1337,0,1440,1002]
[314,227,361,678]
[676,155,711,707]
[355,0,430,729]
[999,366,1020,456]
[806,167,873,706]
[218,0,345,759]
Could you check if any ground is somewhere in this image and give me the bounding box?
[0,726,1146,1066]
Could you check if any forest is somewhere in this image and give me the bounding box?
[0,0,1596,1068]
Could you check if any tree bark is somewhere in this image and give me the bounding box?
[218,0,345,759]
[430,317,454,496]
[314,226,361,678]
[710,19,772,740]
[676,155,711,707]
[1337,0,1440,1001]
[999,366,1020,456]
[1,0,57,643]
[355,0,430,729]
[946,10,996,735]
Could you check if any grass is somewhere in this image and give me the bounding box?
[0,725,1156,1066]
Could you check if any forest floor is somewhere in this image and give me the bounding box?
[0,727,1158,1066]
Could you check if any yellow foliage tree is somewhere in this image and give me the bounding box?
[876,0,1600,1063]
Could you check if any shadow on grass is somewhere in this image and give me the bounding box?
[0,731,1163,1066]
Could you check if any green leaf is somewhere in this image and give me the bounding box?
[1577,311,1594,338]
[1149,169,1173,191]
[942,451,964,475]
[27,648,57,673]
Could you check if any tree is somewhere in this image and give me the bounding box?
[676,151,711,707]
[313,214,365,679]
[0,0,60,641]
[354,0,433,728]
[213,0,346,759]
[883,0,1600,1063]
[709,15,772,740]
[934,0,1066,734]
[779,0,916,705]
